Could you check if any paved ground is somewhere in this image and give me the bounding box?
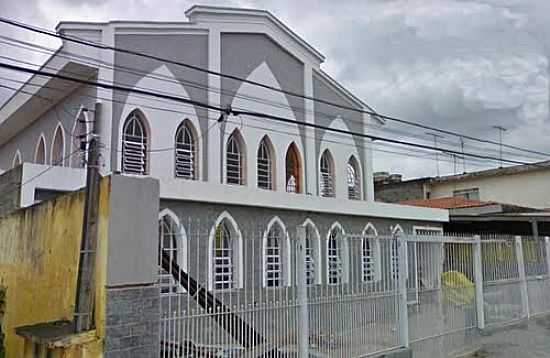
[470,315,550,357]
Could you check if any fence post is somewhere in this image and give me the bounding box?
[515,236,530,319]
[545,237,550,276]
[397,233,409,348]
[296,225,309,358]
[473,235,485,330]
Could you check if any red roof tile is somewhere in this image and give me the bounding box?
[399,197,494,209]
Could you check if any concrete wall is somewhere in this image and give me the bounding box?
[0,165,22,217]
[375,180,427,203]
[430,169,550,209]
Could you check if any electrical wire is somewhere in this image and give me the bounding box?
[0,17,548,158]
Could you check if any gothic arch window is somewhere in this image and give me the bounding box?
[302,219,322,285]
[326,222,348,285]
[175,120,198,179]
[158,209,187,295]
[362,223,380,283]
[285,142,302,193]
[257,136,275,190]
[209,212,243,291]
[263,217,291,287]
[71,108,89,168]
[51,123,65,166]
[35,135,46,164]
[122,110,148,175]
[347,155,361,200]
[320,149,335,197]
[12,151,21,168]
[226,130,246,185]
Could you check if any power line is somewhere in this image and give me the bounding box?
[0,37,544,164]
[1,17,549,159]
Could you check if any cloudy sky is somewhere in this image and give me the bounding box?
[1,0,549,179]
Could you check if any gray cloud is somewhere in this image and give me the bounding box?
[1,0,549,178]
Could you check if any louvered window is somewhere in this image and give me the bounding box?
[122,112,147,175]
[257,138,273,190]
[347,157,361,200]
[175,121,196,179]
[320,150,335,197]
[265,224,282,287]
[226,134,243,185]
[214,223,233,290]
[327,229,343,285]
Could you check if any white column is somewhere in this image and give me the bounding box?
[207,26,222,183]
[515,236,530,319]
[303,65,317,196]
[362,114,375,202]
[296,225,310,357]
[397,232,409,348]
[473,235,485,330]
[97,24,115,175]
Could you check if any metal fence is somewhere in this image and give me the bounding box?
[157,222,550,357]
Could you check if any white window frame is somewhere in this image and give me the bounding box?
[225,130,245,185]
[257,136,274,190]
[361,223,381,283]
[285,142,302,193]
[12,150,21,168]
[50,122,66,167]
[391,224,404,281]
[347,156,361,200]
[158,209,188,295]
[34,134,47,165]
[262,216,291,288]
[302,218,322,285]
[326,222,349,285]
[207,211,243,291]
[122,110,148,175]
[175,120,198,180]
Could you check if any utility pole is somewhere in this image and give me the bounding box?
[426,132,444,177]
[74,102,101,332]
[493,125,507,168]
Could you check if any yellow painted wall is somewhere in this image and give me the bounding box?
[0,177,111,358]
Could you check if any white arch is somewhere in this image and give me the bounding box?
[362,222,378,236]
[34,133,47,164]
[262,216,292,287]
[158,208,188,274]
[50,122,66,166]
[347,154,362,200]
[326,221,349,284]
[223,128,247,185]
[12,150,21,168]
[302,218,322,285]
[207,211,244,291]
[361,222,381,283]
[391,224,404,235]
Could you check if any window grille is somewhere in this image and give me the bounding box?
[362,238,375,282]
[257,138,273,190]
[391,240,399,280]
[347,158,361,200]
[159,216,179,295]
[226,134,243,185]
[175,121,196,179]
[214,223,233,290]
[327,229,343,285]
[122,112,147,175]
[265,225,282,287]
[35,137,46,164]
[305,226,316,285]
[320,151,335,197]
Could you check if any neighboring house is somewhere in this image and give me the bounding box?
[400,196,550,236]
[0,5,447,300]
[375,160,550,209]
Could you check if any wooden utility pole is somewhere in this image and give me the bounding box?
[74,102,101,332]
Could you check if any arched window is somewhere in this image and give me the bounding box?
[391,225,404,280]
[122,110,148,175]
[226,131,245,185]
[51,124,65,166]
[327,223,347,285]
[303,219,321,285]
[347,156,361,200]
[320,150,335,197]
[35,135,46,164]
[12,151,21,168]
[285,142,302,193]
[175,120,197,179]
[71,109,89,168]
[362,223,378,283]
[158,211,186,295]
[257,136,274,190]
[214,222,234,290]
